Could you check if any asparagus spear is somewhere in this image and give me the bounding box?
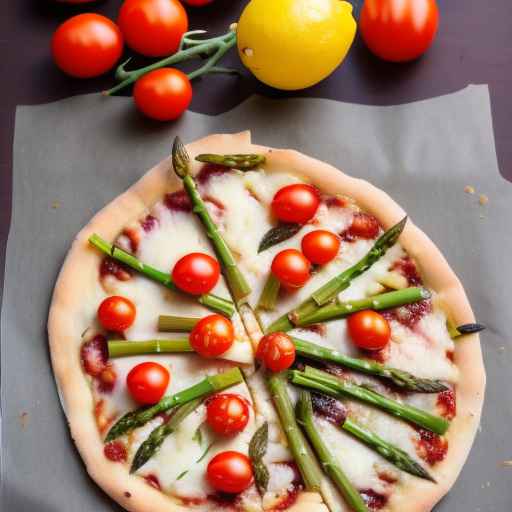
[296,391,369,512]
[172,137,251,306]
[256,273,281,311]
[195,153,266,170]
[108,339,193,358]
[158,315,201,332]
[292,337,447,393]
[289,367,449,435]
[131,398,201,473]
[265,217,408,333]
[266,372,322,492]
[105,368,243,442]
[297,287,430,327]
[89,234,234,317]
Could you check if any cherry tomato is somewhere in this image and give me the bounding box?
[271,184,320,224]
[133,68,192,121]
[172,252,220,295]
[190,315,234,358]
[271,249,311,288]
[206,451,254,493]
[347,310,391,351]
[52,14,123,78]
[118,0,188,57]
[206,394,250,436]
[182,0,215,5]
[256,332,296,372]
[126,362,170,404]
[360,0,439,62]
[97,296,136,331]
[301,230,340,265]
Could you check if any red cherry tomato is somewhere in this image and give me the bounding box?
[347,310,391,351]
[360,0,439,62]
[301,230,341,265]
[271,184,320,224]
[51,14,123,78]
[97,296,136,331]
[256,332,296,372]
[271,249,311,288]
[118,0,188,57]
[190,315,234,358]
[182,0,214,5]
[126,362,170,404]
[206,451,254,493]
[134,68,192,121]
[172,252,220,295]
[206,394,250,436]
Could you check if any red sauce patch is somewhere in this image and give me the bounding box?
[145,474,161,490]
[414,428,448,465]
[360,489,388,510]
[141,214,158,232]
[324,195,348,209]
[197,163,230,185]
[97,366,117,393]
[382,299,433,330]
[311,392,347,425]
[437,389,456,420]
[446,350,455,362]
[207,492,241,509]
[100,257,133,281]
[81,335,108,377]
[377,468,398,484]
[300,323,327,337]
[392,257,423,286]
[122,227,140,253]
[164,189,192,212]
[104,441,127,463]
[204,194,225,211]
[272,462,303,510]
[341,212,380,241]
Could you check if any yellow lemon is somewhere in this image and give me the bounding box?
[236,0,356,90]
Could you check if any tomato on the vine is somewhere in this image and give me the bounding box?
[256,332,296,372]
[52,14,123,78]
[172,252,220,295]
[360,0,439,62]
[271,184,320,224]
[347,310,391,350]
[301,230,340,265]
[126,362,170,404]
[97,296,136,331]
[118,0,188,57]
[271,249,311,288]
[206,451,254,493]
[206,394,250,436]
[190,315,234,358]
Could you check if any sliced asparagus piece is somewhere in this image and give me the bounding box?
[89,234,234,317]
[131,398,200,473]
[256,273,281,311]
[265,217,408,333]
[158,315,201,332]
[195,153,266,170]
[292,337,447,393]
[105,368,243,442]
[108,339,193,358]
[289,367,449,435]
[296,391,369,512]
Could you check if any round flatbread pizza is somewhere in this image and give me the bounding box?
[48,132,485,512]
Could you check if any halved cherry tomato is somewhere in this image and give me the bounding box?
[126,362,170,404]
[271,249,311,288]
[172,252,220,295]
[347,310,391,351]
[206,394,250,436]
[190,314,234,358]
[118,0,188,57]
[206,451,254,493]
[301,230,340,265]
[271,184,320,224]
[360,0,439,62]
[256,332,296,372]
[97,296,136,331]
[52,14,123,78]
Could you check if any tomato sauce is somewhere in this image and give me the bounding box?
[341,212,380,241]
[100,257,133,281]
[104,441,127,462]
[197,163,230,185]
[164,189,192,212]
[414,428,448,465]
[382,299,432,330]
[437,389,456,420]
[141,214,158,232]
[360,489,388,509]
[391,257,423,286]
[144,474,161,490]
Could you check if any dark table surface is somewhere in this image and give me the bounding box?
[1,0,511,287]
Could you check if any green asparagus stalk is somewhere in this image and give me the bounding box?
[265,217,408,332]
[292,337,447,393]
[266,372,322,492]
[89,234,234,317]
[296,391,369,512]
[158,315,201,332]
[131,398,201,473]
[257,273,281,311]
[195,153,266,170]
[108,339,193,358]
[105,368,243,442]
[172,137,251,306]
[289,367,449,435]
[297,287,430,327]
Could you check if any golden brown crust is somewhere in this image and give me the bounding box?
[48,132,484,512]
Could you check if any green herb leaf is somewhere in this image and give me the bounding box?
[192,426,203,445]
[176,470,188,481]
[196,442,214,463]
[258,223,302,253]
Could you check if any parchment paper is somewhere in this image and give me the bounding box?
[2,85,511,511]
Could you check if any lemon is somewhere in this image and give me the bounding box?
[236,0,356,90]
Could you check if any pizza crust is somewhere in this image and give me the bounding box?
[48,131,484,512]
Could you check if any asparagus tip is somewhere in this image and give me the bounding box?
[172,136,190,179]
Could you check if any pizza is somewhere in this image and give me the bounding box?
[48,131,485,512]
